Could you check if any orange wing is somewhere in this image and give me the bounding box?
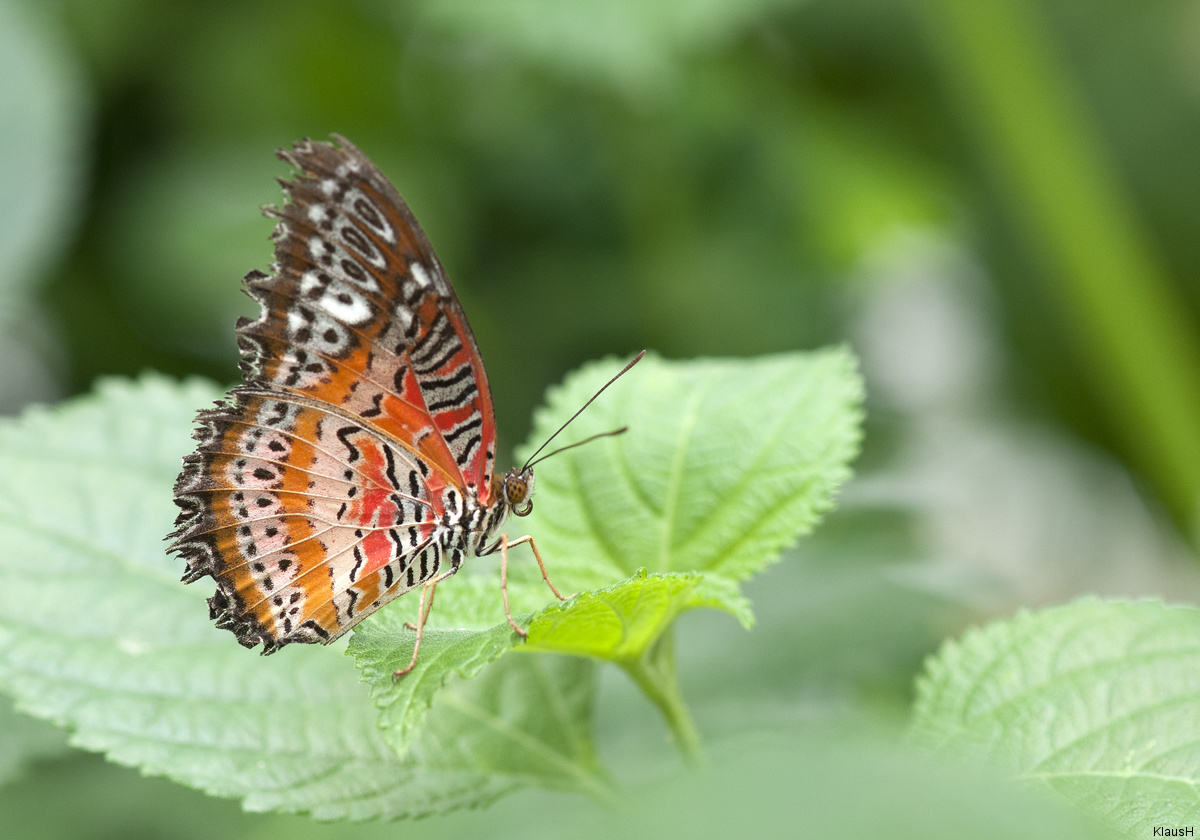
[171,137,500,651]
[174,391,461,650]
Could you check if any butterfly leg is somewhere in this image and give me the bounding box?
[499,535,525,638]
[504,533,574,600]
[499,533,576,639]
[403,584,436,631]
[393,579,438,680]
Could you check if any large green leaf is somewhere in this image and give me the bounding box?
[910,598,1200,838]
[351,349,863,758]
[517,349,862,588]
[0,375,613,817]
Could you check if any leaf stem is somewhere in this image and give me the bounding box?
[620,629,706,767]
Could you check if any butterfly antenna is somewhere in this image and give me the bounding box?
[521,350,646,471]
[525,427,629,469]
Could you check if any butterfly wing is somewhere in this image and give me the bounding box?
[248,135,497,496]
[171,137,497,651]
[173,392,460,649]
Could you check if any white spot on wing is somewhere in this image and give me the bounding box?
[321,287,371,325]
[410,262,434,289]
[299,271,322,295]
[395,305,414,334]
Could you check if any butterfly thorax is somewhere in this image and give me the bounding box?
[437,481,512,558]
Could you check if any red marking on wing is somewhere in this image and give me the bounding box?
[171,392,447,648]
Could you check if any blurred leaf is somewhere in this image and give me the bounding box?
[593,729,1119,840]
[920,0,1200,528]
[0,1,88,410]
[910,598,1200,838]
[0,0,88,295]
[795,110,950,268]
[103,145,275,359]
[0,752,281,840]
[0,727,1116,840]
[410,0,796,99]
[157,2,403,139]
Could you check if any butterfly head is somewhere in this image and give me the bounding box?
[498,350,645,521]
[501,467,535,517]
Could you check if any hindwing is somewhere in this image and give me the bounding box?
[172,391,464,649]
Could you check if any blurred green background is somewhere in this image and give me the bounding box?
[2,0,1199,836]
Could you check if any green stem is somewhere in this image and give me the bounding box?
[620,629,706,767]
[918,0,1200,532]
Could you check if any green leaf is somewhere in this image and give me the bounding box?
[909,598,1200,838]
[0,349,860,814]
[350,568,725,756]
[0,375,614,817]
[348,576,541,754]
[365,632,616,808]
[351,349,862,761]
[525,569,717,659]
[518,349,863,590]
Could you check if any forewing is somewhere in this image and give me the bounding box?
[238,135,498,500]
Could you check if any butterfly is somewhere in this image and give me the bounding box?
[170,135,639,676]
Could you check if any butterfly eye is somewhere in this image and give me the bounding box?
[505,477,526,503]
[504,470,534,515]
